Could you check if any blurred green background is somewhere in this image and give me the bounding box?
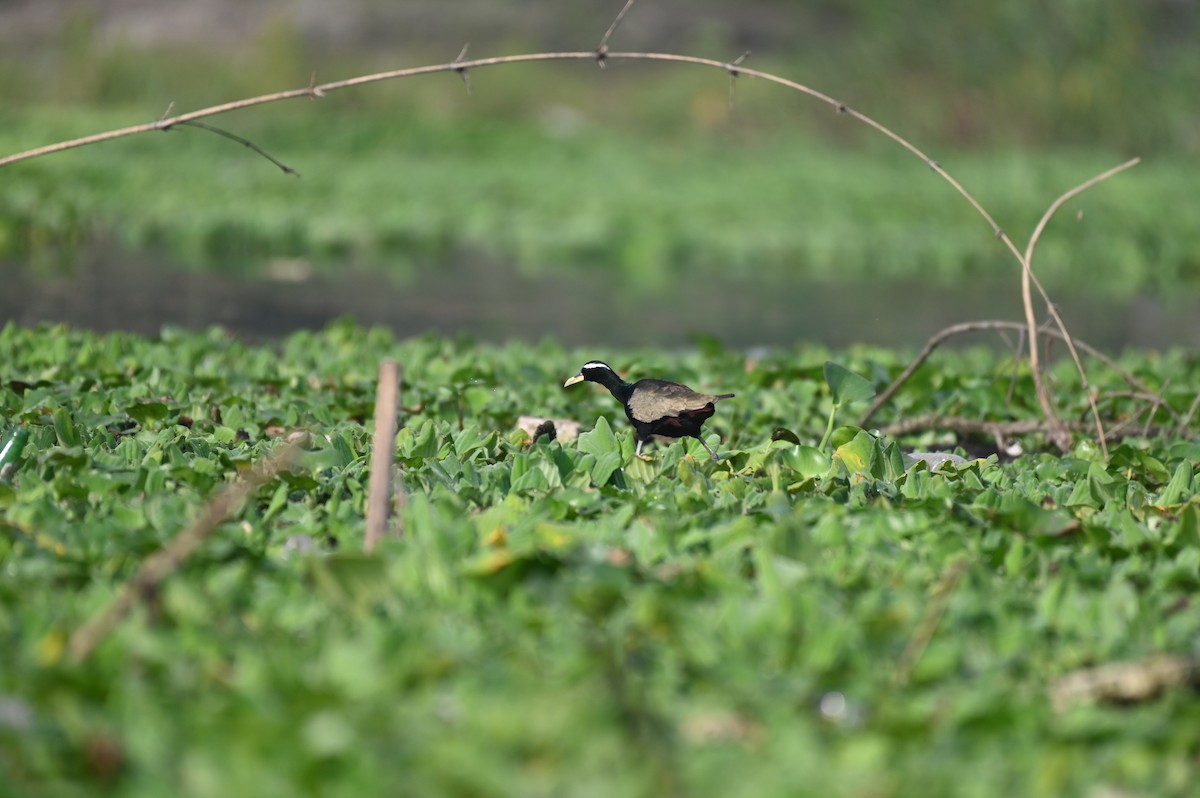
[1,0,1197,345]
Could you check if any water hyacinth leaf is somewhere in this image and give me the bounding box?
[280,470,321,491]
[823,361,876,407]
[510,459,550,493]
[531,453,566,490]
[1108,444,1171,484]
[453,424,495,458]
[881,440,907,481]
[567,453,598,488]
[1158,461,1194,507]
[623,455,657,484]
[127,401,169,428]
[740,439,792,473]
[829,425,862,451]
[41,446,88,469]
[110,503,147,530]
[784,444,831,480]
[576,415,620,459]
[1166,441,1200,461]
[51,406,81,448]
[1004,534,1026,576]
[331,431,360,467]
[397,420,439,460]
[589,450,624,488]
[1170,504,1200,548]
[1064,477,1100,510]
[549,446,579,481]
[509,450,530,482]
[308,553,390,609]
[1077,461,1120,508]
[836,430,878,477]
[1072,437,1105,463]
[461,385,494,415]
[4,323,1200,793]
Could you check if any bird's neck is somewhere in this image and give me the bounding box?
[593,372,633,403]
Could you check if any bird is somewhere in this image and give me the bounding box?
[564,360,734,461]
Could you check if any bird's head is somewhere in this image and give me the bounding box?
[564,360,620,388]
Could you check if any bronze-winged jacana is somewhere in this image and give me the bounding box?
[564,361,734,460]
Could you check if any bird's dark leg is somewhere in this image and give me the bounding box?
[694,436,719,461]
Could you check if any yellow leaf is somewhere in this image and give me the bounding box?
[483,526,507,547]
[38,630,66,665]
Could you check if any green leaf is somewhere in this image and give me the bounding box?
[823,361,876,406]
[1004,534,1026,576]
[511,456,550,492]
[1171,504,1200,549]
[1064,477,1099,509]
[829,425,864,450]
[589,451,623,487]
[397,420,439,459]
[1159,461,1194,507]
[51,406,81,448]
[836,430,878,477]
[308,553,390,609]
[881,440,907,481]
[453,423,495,458]
[577,415,621,459]
[127,401,169,427]
[784,444,831,479]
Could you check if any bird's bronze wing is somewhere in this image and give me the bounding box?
[626,380,715,423]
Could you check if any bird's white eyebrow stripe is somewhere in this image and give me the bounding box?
[581,361,610,370]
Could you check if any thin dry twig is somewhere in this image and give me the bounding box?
[727,50,751,110]
[894,556,970,687]
[453,43,473,94]
[174,120,299,176]
[860,321,1018,427]
[1179,392,1200,437]
[364,360,401,553]
[1019,158,1141,457]
[67,443,302,663]
[859,319,1167,431]
[1095,390,1182,426]
[595,0,639,64]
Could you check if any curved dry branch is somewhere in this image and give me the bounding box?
[0,48,1118,289]
[859,319,1171,431]
[0,48,1086,268]
[1019,158,1141,457]
[0,43,1140,452]
[1180,392,1200,437]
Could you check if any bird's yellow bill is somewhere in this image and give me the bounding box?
[564,373,585,387]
